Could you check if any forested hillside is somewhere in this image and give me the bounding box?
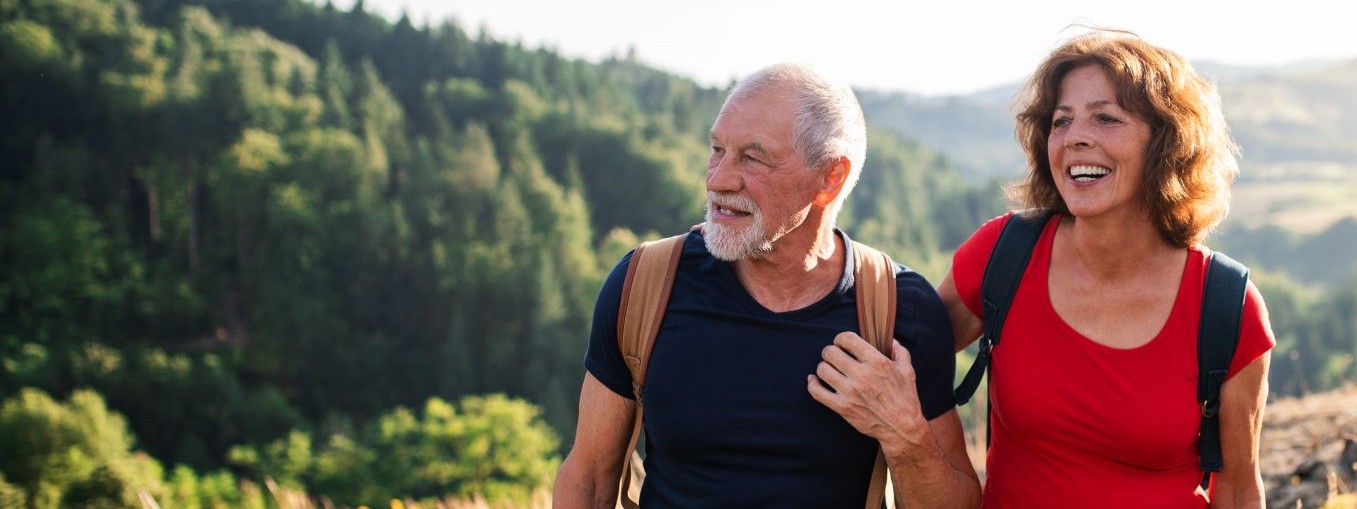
[0,0,997,505]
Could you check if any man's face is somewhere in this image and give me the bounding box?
[703,88,821,261]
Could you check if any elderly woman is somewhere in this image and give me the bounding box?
[938,31,1274,508]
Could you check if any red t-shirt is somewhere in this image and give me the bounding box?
[953,213,1275,509]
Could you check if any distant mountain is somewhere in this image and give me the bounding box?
[1217,58,1357,169]
[857,87,1024,180]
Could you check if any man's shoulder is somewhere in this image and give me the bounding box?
[839,237,942,315]
[846,238,932,288]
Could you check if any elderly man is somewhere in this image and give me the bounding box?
[553,63,980,508]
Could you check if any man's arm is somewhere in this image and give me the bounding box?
[808,335,981,508]
[553,372,637,509]
[886,406,980,508]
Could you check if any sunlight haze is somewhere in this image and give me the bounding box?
[344,0,1357,96]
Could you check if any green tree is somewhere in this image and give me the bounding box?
[231,394,559,506]
[0,199,143,356]
[0,388,167,508]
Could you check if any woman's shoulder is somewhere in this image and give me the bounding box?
[956,210,1053,263]
[960,211,1015,252]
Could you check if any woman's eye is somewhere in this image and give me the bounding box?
[1051,117,1071,128]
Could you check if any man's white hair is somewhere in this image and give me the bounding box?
[726,63,868,218]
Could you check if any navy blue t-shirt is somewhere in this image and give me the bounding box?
[585,230,956,508]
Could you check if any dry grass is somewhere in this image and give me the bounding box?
[383,490,551,509]
[138,480,552,509]
[1324,493,1357,509]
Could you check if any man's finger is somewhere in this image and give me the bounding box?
[819,341,860,373]
[891,340,912,364]
[834,331,887,362]
[806,374,843,408]
[814,360,849,390]
[890,341,920,385]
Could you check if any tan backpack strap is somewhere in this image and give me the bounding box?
[866,450,889,509]
[851,241,897,355]
[618,232,688,397]
[615,231,689,509]
[851,240,897,509]
[618,427,643,509]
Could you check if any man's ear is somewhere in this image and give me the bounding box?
[813,156,850,207]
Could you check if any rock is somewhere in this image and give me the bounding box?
[1262,385,1357,508]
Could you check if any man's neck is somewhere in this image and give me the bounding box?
[732,224,844,313]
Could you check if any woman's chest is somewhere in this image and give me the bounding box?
[991,302,1202,470]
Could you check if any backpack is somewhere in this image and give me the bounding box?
[614,229,899,509]
[951,211,1249,487]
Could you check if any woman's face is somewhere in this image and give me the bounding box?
[1047,64,1153,220]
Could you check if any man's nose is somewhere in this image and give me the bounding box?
[707,154,741,192]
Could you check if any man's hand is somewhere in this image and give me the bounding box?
[809,332,981,508]
[807,332,929,457]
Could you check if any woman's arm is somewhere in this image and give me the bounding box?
[1208,351,1270,508]
[937,269,984,353]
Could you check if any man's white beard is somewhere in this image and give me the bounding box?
[704,192,772,261]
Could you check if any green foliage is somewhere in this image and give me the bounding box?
[231,394,560,506]
[0,472,24,508]
[226,430,313,489]
[1214,216,1357,290]
[1211,217,1357,396]
[0,388,166,508]
[164,465,249,509]
[444,394,560,499]
[0,199,144,351]
[0,20,64,71]
[0,387,265,508]
[1,344,56,396]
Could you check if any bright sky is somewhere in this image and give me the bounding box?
[348,0,1357,96]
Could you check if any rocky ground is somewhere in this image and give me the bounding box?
[1261,384,1357,508]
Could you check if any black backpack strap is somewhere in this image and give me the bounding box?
[955,210,1053,405]
[1197,251,1248,487]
